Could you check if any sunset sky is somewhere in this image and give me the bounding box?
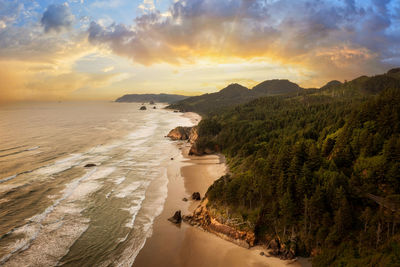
[0,0,399,102]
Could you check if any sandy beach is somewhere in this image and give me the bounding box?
[133,113,310,267]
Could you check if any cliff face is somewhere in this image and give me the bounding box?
[188,143,216,156]
[183,199,255,248]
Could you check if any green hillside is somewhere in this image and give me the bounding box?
[167,80,304,115]
[194,69,400,266]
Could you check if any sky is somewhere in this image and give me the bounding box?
[0,0,399,102]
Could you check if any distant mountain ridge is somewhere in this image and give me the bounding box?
[168,79,304,114]
[317,68,400,97]
[168,69,400,114]
[115,93,189,103]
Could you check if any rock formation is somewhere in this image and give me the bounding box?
[192,192,201,200]
[84,163,96,168]
[168,210,182,224]
[167,126,198,144]
[182,200,255,248]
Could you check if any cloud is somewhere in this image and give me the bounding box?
[0,0,24,28]
[87,0,400,85]
[41,4,75,33]
[138,0,156,14]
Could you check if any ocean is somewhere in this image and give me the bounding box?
[0,101,192,266]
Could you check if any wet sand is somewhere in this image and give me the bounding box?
[133,113,310,267]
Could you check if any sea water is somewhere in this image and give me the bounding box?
[0,101,192,266]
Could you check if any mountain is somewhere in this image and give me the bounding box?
[115,93,189,103]
[168,80,304,114]
[189,68,400,266]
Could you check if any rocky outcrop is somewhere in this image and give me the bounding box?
[266,236,297,260]
[188,144,216,156]
[167,126,198,143]
[183,199,255,248]
[192,192,201,200]
[168,210,182,224]
[84,163,96,168]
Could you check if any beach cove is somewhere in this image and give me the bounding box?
[134,112,310,267]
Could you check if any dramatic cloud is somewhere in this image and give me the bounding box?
[88,0,400,84]
[41,4,74,33]
[1,0,400,102]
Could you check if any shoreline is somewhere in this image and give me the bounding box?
[133,111,309,267]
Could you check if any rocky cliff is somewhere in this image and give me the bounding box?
[183,199,255,248]
[167,126,198,144]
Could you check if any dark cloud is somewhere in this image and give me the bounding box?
[87,0,400,83]
[41,4,74,33]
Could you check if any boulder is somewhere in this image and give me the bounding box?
[192,192,201,200]
[140,106,147,110]
[84,163,96,168]
[182,197,188,202]
[153,106,156,109]
[168,210,182,224]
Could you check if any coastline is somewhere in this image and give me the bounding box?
[133,111,309,267]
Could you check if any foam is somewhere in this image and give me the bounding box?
[114,181,147,199]
[113,176,126,185]
[0,107,194,266]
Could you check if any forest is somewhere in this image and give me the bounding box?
[192,70,400,266]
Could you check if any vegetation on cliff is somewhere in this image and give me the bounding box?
[194,69,400,266]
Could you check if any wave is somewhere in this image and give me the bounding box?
[0,146,40,158]
[0,108,193,266]
[0,145,26,153]
[0,168,98,265]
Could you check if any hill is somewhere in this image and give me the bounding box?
[168,79,304,114]
[316,69,400,97]
[189,68,400,266]
[115,93,189,103]
[252,79,302,95]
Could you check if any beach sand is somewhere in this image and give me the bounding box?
[133,113,311,267]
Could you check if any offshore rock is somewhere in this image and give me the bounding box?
[84,163,96,168]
